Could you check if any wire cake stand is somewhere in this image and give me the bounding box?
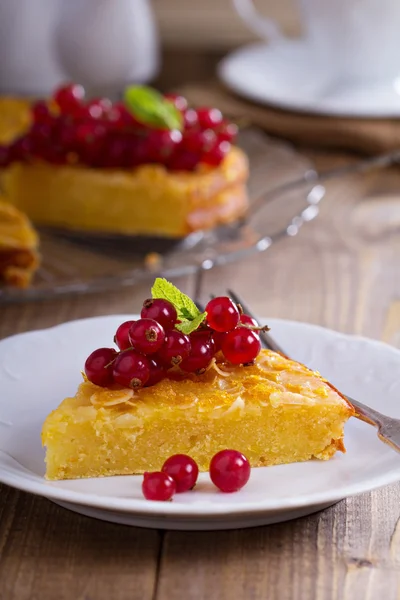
[0,129,325,304]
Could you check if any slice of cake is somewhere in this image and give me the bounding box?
[0,197,39,287]
[42,349,353,480]
[42,279,354,480]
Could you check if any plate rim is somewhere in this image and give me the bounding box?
[218,41,400,119]
[1,315,400,518]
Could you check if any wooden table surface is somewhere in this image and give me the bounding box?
[1,55,400,600]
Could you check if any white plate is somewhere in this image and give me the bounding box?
[1,315,400,530]
[218,41,400,118]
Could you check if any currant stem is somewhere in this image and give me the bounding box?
[241,324,271,332]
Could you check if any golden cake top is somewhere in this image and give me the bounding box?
[69,349,353,418]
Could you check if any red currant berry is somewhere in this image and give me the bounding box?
[142,472,176,501]
[114,320,135,350]
[127,137,152,167]
[112,349,150,388]
[42,144,66,165]
[196,107,223,129]
[190,329,217,353]
[183,108,199,129]
[54,83,85,114]
[75,122,106,144]
[30,122,53,145]
[146,129,182,163]
[180,332,214,373]
[88,97,112,119]
[75,104,99,122]
[205,297,240,333]
[84,347,117,387]
[108,102,135,128]
[217,121,238,143]
[128,318,165,355]
[56,124,78,151]
[168,150,200,171]
[221,327,261,365]
[164,93,188,112]
[103,136,130,168]
[201,141,231,167]
[209,449,250,493]
[182,129,216,154]
[32,101,53,125]
[240,314,258,327]
[211,330,225,352]
[145,357,166,387]
[9,136,33,162]
[79,135,106,167]
[0,145,11,167]
[141,298,177,330]
[157,330,191,367]
[162,454,199,492]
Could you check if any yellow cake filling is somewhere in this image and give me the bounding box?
[42,349,354,480]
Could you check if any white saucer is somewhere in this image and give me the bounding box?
[1,315,400,530]
[218,41,400,118]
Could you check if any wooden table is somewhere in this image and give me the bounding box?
[1,56,400,600]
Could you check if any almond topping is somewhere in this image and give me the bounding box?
[90,388,135,407]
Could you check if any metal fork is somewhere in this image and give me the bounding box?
[223,290,400,454]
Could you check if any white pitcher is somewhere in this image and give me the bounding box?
[55,0,160,94]
[0,0,64,96]
[0,0,160,97]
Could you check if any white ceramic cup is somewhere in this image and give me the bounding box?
[233,0,400,83]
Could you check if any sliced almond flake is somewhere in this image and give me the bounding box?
[208,396,246,419]
[125,400,139,407]
[177,397,199,409]
[220,385,243,396]
[216,378,243,395]
[90,388,134,407]
[270,391,316,407]
[206,358,232,377]
[224,395,245,415]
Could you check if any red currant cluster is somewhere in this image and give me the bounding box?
[84,296,262,390]
[142,450,250,501]
[0,84,237,171]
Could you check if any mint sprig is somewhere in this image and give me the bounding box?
[123,86,183,131]
[151,278,206,335]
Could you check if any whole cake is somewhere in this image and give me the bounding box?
[42,279,354,480]
[0,85,248,238]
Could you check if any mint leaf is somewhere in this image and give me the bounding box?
[180,306,196,320]
[176,313,207,335]
[123,86,183,131]
[151,278,200,321]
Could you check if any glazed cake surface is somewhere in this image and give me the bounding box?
[42,349,354,480]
